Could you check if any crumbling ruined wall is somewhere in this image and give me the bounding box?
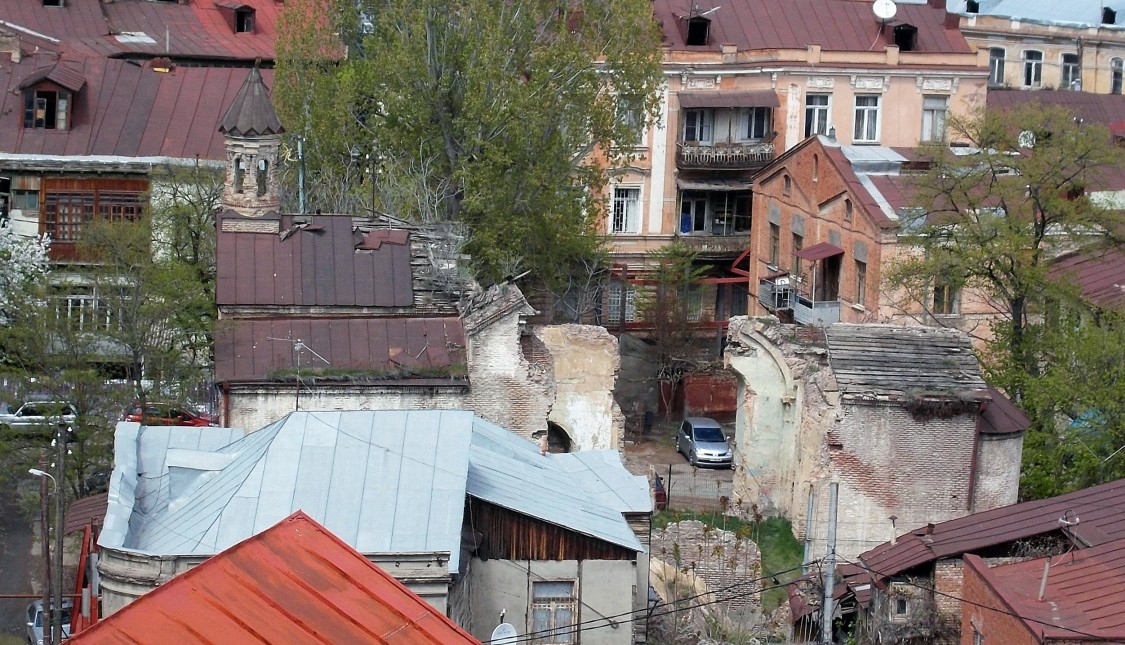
[532,324,625,451]
[650,520,763,611]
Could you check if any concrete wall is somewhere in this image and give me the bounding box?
[467,558,640,645]
[224,384,470,431]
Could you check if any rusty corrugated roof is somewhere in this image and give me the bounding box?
[64,493,107,535]
[214,316,467,383]
[1049,245,1125,312]
[654,0,970,54]
[215,215,414,307]
[860,478,1125,579]
[18,62,87,92]
[218,66,284,137]
[965,538,1125,641]
[71,511,480,644]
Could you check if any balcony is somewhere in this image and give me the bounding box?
[677,141,776,170]
[758,274,793,312]
[793,295,841,326]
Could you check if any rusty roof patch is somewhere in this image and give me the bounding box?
[357,229,410,250]
[64,493,108,535]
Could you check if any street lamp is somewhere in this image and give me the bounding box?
[29,423,67,645]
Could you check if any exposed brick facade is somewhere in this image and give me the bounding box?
[961,556,1039,645]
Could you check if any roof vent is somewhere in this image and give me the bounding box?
[686,16,711,46]
[894,23,918,52]
[966,0,979,13]
[1104,7,1117,25]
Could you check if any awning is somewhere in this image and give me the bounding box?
[795,241,844,261]
[677,178,754,191]
[678,90,780,109]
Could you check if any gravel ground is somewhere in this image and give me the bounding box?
[622,420,735,512]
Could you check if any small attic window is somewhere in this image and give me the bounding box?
[23,90,71,130]
[965,0,979,13]
[235,7,255,33]
[1104,7,1117,25]
[43,0,63,6]
[686,16,710,46]
[894,24,918,52]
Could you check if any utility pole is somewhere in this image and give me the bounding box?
[52,424,67,645]
[38,455,50,645]
[821,482,839,645]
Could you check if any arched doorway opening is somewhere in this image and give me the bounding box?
[546,421,572,453]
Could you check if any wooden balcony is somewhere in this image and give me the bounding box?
[677,141,776,170]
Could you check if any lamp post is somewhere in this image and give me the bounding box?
[28,464,61,645]
[29,462,52,645]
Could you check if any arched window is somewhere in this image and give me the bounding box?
[233,155,244,193]
[812,155,819,182]
[1113,58,1123,95]
[256,158,269,197]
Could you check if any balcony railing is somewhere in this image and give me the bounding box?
[793,295,841,326]
[677,141,776,169]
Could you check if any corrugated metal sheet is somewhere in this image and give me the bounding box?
[100,411,647,574]
[654,0,970,54]
[213,316,467,383]
[0,56,271,161]
[860,478,1125,578]
[967,538,1125,641]
[215,215,415,307]
[75,512,479,644]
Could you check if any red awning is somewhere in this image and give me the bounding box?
[795,242,844,261]
[678,90,780,109]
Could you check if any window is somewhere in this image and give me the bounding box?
[792,232,803,275]
[531,580,577,643]
[54,287,116,332]
[98,191,143,222]
[616,97,644,147]
[812,155,819,182]
[1112,58,1123,95]
[606,281,636,324]
[714,194,751,235]
[611,186,640,234]
[44,191,94,242]
[682,108,713,144]
[1023,51,1043,87]
[42,0,63,6]
[783,175,791,195]
[235,7,255,33]
[921,96,947,143]
[933,280,959,315]
[855,260,867,304]
[685,16,710,46]
[741,107,771,141]
[972,626,985,645]
[680,194,708,234]
[256,159,269,196]
[805,93,830,138]
[988,48,1006,86]
[853,95,880,143]
[769,223,780,265]
[895,597,909,616]
[23,90,71,130]
[844,199,853,221]
[234,156,245,193]
[1061,53,1080,89]
[11,189,39,212]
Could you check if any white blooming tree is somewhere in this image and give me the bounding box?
[0,224,50,325]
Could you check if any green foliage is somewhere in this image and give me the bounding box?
[885,103,1125,499]
[275,0,663,292]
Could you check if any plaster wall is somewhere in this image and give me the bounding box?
[468,559,639,645]
[971,433,1023,512]
[532,324,625,450]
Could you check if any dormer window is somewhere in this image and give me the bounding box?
[686,16,710,46]
[23,90,71,130]
[236,7,255,33]
[43,0,63,6]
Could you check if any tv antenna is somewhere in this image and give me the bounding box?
[268,335,329,411]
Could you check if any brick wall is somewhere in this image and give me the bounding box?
[971,433,1022,512]
[961,555,1037,645]
[650,520,763,610]
[934,559,964,618]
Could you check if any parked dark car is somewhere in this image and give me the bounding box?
[675,417,733,468]
[123,403,216,427]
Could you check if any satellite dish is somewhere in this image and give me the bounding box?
[873,0,898,21]
[490,623,518,645]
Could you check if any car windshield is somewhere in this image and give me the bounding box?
[694,426,725,443]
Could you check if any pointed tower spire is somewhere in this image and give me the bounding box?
[219,66,284,218]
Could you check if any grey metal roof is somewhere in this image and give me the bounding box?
[949,0,1125,28]
[101,411,646,572]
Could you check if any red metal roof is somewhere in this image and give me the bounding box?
[0,55,272,161]
[794,241,844,261]
[1048,245,1125,312]
[965,539,1125,641]
[654,0,970,54]
[860,478,1125,579]
[0,0,279,61]
[979,385,1031,435]
[215,215,415,307]
[70,511,480,644]
[214,316,467,383]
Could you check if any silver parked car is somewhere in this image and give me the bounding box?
[0,401,76,434]
[676,417,733,468]
[26,598,72,645]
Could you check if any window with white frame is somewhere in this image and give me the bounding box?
[680,194,708,234]
[988,48,1006,86]
[530,580,577,644]
[741,107,771,141]
[682,108,713,143]
[920,95,947,143]
[1113,58,1124,95]
[606,281,636,324]
[611,186,641,234]
[853,95,880,143]
[1061,53,1081,89]
[805,93,830,138]
[1023,50,1043,87]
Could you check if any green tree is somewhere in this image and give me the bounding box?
[885,103,1125,498]
[275,0,664,293]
